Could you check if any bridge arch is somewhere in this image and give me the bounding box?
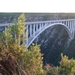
[27,23,73,47]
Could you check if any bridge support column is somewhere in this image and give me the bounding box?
[70,21,72,32]
[72,21,75,38]
[30,25,32,37]
[74,21,75,36]
[33,24,35,36]
[26,25,28,45]
[69,21,71,31]
[68,21,69,28]
[70,21,74,38]
[36,24,39,32]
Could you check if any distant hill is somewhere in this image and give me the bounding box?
[0,13,75,23]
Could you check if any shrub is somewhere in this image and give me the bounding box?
[0,14,45,75]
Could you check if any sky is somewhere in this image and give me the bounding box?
[0,0,75,13]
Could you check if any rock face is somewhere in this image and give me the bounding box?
[33,25,69,66]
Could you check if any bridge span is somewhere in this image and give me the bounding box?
[0,19,75,47]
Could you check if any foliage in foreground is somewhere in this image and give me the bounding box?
[45,54,75,75]
[59,53,75,75]
[0,14,45,75]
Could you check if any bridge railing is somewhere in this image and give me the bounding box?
[0,19,75,26]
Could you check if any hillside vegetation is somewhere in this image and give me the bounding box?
[0,13,75,23]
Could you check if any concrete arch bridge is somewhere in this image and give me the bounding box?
[0,19,75,47]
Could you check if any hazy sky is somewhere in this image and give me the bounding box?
[0,0,75,13]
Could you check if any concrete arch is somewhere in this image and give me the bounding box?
[28,23,73,47]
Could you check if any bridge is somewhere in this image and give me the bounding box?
[0,19,75,47]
